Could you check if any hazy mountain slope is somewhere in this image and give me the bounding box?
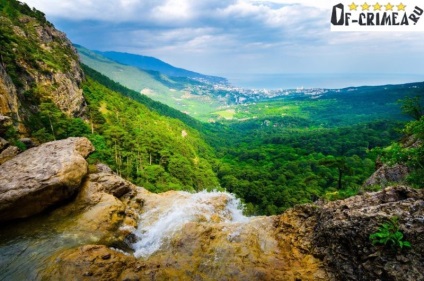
[81,65,205,131]
[95,50,228,85]
[76,45,171,96]
[76,45,224,120]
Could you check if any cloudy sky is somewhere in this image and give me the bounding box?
[21,0,424,86]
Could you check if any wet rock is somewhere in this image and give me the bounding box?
[41,245,143,281]
[48,164,143,247]
[39,186,424,281]
[0,137,94,222]
[46,191,331,281]
[0,145,19,165]
[364,164,409,188]
[147,215,330,281]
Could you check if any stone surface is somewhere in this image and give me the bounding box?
[0,137,9,153]
[44,190,331,281]
[0,150,143,280]
[0,137,94,222]
[313,186,424,281]
[89,172,132,198]
[96,163,114,174]
[50,168,143,247]
[141,213,331,281]
[42,245,143,281]
[364,164,409,187]
[0,145,19,165]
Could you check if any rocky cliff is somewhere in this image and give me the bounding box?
[0,64,20,128]
[0,137,422,281]
[313,186,423,281]
[0,3,85,133]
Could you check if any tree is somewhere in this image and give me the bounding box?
[320,157,352,190]
[399,96,424,120]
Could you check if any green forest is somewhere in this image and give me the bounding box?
[211,120,401,214]
[9,65,422,215]
[1,0,423,216]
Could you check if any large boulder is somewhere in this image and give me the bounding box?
[0,137,94,222]
[0,160,144,280]
[364,164,409,187]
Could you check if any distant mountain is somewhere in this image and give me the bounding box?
[93,50,228,85]
[75,45,230,121]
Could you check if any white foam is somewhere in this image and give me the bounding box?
[132,191,249,258]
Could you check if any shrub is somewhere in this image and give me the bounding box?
[369,216,411,250]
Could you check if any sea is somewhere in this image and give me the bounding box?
[225,73,424,90]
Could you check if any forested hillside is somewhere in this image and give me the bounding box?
[25,67,220,193]
[84,74,219,192]
[82,65,205,132]
[24,74,422,215]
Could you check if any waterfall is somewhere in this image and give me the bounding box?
[131,191,249,258]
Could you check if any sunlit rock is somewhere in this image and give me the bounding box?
[0,137,94,222]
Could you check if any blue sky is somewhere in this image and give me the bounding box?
[21,0,424,81]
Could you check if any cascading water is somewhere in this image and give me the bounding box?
[131,191,250,258]
[0,189,257,280]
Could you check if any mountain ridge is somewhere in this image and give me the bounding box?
[91,48,229,85]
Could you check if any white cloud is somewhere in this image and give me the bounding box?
[19,0,424,77]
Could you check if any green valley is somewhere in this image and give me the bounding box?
[78,53,423,215]
[0,0,423,217]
